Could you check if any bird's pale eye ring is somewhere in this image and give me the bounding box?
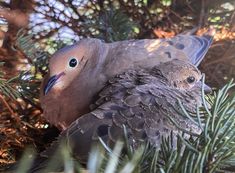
[186,76,196,84]
[68,58,79,68]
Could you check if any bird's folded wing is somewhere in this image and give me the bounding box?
[110,33,214,69]
[161,34,213,66]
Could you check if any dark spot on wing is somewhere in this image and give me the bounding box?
[164,51,172,59]
[104,112,114,118]
[175,43,185,50]
[97,125,109,137]
[167,40,174,45]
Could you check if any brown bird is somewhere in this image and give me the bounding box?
[30,59,209,172]
[40,34,213,130]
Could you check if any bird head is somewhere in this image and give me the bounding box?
[43,38,103,95]
[157,59,211,93]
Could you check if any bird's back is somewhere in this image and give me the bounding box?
[104,34,213,73]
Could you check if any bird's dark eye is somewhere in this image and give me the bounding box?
[187,76,195,84]
[69,58,78,68]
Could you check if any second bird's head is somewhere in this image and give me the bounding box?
[156,59,212,93]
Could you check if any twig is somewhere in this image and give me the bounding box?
[198,0,205,28]
[230,11,235,31]
[21,95,43,112]
[169,9,187,22]
[0,93,21,122]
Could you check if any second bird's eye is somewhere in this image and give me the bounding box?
[186,76,195,84]
[69,58,78,68]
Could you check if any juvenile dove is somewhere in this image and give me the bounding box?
[31,59,208,172]
[41,34,213,129]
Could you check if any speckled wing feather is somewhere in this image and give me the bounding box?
[162,34,213,66]
[106,34,213,70]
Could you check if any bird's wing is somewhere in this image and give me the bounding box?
[106,33,213,72]
[166,34,213,66]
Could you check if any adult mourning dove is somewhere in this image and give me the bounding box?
[31,59,208,172]
[40,34,213,129]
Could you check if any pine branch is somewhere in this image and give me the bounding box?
[15,80,235,173]
[84,8,138,42]
[0,62,20,100]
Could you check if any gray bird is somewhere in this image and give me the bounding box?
[30,59,209,172]
[40,34,213,130]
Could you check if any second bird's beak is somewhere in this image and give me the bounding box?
[197,81,212,94]
[204,83,212,94]
[44,72,65,95]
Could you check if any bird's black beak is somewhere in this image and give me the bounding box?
[197,81,212,94]
[44,72,65,95]
[204,83,212,94]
